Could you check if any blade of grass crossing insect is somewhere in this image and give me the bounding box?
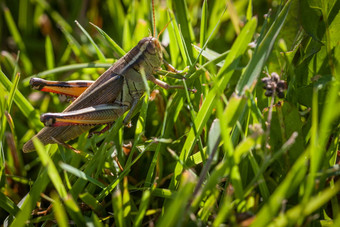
[33,138,68,199]
[235,0,292,95]
[169,17,257,189]
[90,22,126,57]
[75,20,106,61]
[125,69,149,167]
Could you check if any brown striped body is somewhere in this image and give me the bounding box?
[23,37,163,152]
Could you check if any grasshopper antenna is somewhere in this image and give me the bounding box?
[152,0,156,38]
[157,19,172,40]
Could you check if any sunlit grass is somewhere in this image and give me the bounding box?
[1,0,340,226]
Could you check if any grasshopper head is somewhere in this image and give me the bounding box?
[124,37,163,82]
[148,37,163,62]
[138,37,163,70]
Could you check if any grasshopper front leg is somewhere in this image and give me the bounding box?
[149,74,197,93]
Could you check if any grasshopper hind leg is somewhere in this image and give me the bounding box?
[41,103,129,127]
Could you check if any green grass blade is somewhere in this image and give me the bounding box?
[170,17,257,189]
[235,0,292,95]
[2,4,32,73]
[273,180,340,226]
[251,152,308,226]
[75,20,106,61]
[33,138,68,199]
[157,172,196,227]
[63,195,86,225]
[60,27,85,61]
[34,0,72,32]
[79,192,106,215]
[246,0,253,21]
[59,162,106,188]
[199,0,208,65]
[134,190,150,227]
[0,191,20,215]
[112,186,125,227]
[22,62,112,84]
[0,70,42,129]
[51,192,69,227]
[10,168,51,226]
[45,36,55,70]
[172,0,195,62]
[7,73,20,113]
[167,10,188,66]
[90,22,126,57]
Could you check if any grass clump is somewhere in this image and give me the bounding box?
[1,0,340,226]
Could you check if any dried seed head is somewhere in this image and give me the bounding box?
[261,72,287,98]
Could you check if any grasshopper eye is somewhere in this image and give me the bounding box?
[147,42,157,54]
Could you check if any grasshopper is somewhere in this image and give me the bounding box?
[23,2,191,153]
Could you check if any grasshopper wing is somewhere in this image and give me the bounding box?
[23,70,124,153]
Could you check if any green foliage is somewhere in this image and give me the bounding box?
[1,0,340,226]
